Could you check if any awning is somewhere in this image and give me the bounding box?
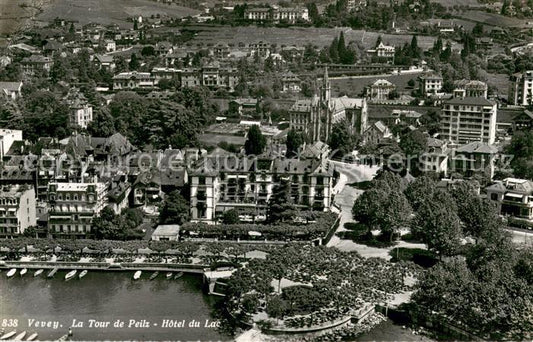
[505,193,523,199]
[248,231,262,237]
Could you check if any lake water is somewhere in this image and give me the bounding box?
[0,270,231,341]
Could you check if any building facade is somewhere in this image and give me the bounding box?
[509,71,533,106]
[189,156,334,223]
[0,185,36,237]
[0,129,23,160]
[440,97,497,145]
[486,178,533,221]
[419,74,443,96]
[289,68,367,142]
[48,182,108,238]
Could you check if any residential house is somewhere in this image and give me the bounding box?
[509,70,533,106]
[281,72,301,93]
[112,71,155,90]
[419,137,449,176]
[486,178,533,221]
[65,89,93,129]
[512,109,533,131]
[0,81,23,100]
[366,79,396,102]
[229,98,259,117]
[0,185,36,237]
[419,74,443,96]
[363,120,392,145]
[20,55,53,76]
[451,141,498,179]
[0,129,23,160]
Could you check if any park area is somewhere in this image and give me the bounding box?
[223,245,421,333]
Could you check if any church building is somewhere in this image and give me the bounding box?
[289,67,368,143]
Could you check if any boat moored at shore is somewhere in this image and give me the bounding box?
[26,332,38,341]
[6,268,16,278]
[65,270,77,281]
[79,270,88,279]
[19,268,27,276]
[47,267,58,278]
[12,331,26,341]
[149,271,159,280]
[166,272,173,279]
[133,270,142,280]
[0,330,16,340]
[34,269,44,277]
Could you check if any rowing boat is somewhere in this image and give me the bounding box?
[166,272,173,279]
[174,272,184,280]
[79,270,88,279]
[47,267,58,278]
[19,268,27,276]
[149,271,159,280]
[34,269,44,277]
[12,331,26,341]
[133,270,142,280]
[6,269,16,278]
[26,333,38,341]
[65,270,77,281]
[0,330,16,340]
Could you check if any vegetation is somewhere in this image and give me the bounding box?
[244,125,266,155]
[181,212,338,241]
[92,207,145,240]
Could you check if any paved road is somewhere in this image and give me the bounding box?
[327,162,427,259]
[506,227,533,247]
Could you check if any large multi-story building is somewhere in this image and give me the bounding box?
[509,71,533,106]
[486,178,533,221]
[113,71,155,90]
[0,129,23,160]
[439,96,497,145]
[0,185,36,237]
[48,182,108,238]
[189,156,334,223]
[290,68,368,143]
[244,6,309,24]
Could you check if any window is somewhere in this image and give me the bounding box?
[491,193,498,201]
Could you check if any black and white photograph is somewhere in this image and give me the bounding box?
[0,0,532,341]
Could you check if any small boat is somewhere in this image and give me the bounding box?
[173,272,184,280]
[34,269,44,277]
[12,331,25,341]
[0,330,16,340]
[26,333,38,341]
[166,272,173,279]
[6,268,16,278]
[19,268,27,276]
[149,271,159,280]
[79,270,88,279]
[133,270,142,280]
[47,267,58,278]
[65,270,77,281]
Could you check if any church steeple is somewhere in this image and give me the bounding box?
[321,65,331,104]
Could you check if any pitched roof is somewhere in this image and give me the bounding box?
[455,141,498,154]
[0,81,22,92]
[444,97,494,106]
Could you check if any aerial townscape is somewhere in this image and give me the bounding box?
[0,0,532,341]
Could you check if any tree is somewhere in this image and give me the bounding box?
[87,107,115,137]
[160,190,190,225]
[286,128,305,157]
[404,176,437,211]
[399,129,427,156]
[412,190,462,256]
[328,120,357,158]
[141,45,155,56]
[267,180,297,223]
[505,130,533,179]
[244,125,266,155]
[472,23,484,37]
[129,53,140,70]
[222,209,240,224]
[410,35,421,59]
[375,190,412,241]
